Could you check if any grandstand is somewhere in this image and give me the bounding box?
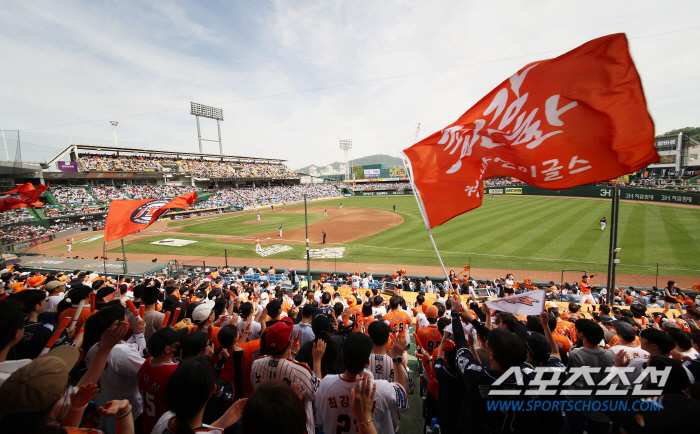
[0,144,341,249]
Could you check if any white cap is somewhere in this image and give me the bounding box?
[192,300,215,323]
[260,292,269,302]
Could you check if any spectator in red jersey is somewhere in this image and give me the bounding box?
[138,328,187,434]
[151,355,247,434]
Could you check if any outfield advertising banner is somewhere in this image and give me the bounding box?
[489,185,699,205]
[47,213,107,225]
[359,191,413,196]
[488,189,504,195]
[364,169,380,178]
[389,168,406,177]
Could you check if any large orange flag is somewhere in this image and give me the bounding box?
[403,34,658,228]
[104,192,197,242]
[0,183,48,213]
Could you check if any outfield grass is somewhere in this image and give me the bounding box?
[102,195,700,277]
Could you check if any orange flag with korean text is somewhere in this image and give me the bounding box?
[402,33,658,228]
[104,192,197,242]
[0,183,48,213]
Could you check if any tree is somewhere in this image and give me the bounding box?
[352,165,364,180]
[657,127,700,143]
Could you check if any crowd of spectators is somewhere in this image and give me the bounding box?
[90,186,128,202]
[44,204,106,218]
[81,154,122,171]
[78,153,298,179]
[0,209,35,226]
[0,220,95,244]
[52,187,93,204]
[0,267,698,434]
[1,184,339,240]
[122,185,198,200]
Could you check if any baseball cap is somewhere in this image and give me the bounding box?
[260,292,269,302]
[599,315,614,325]
[265,317,294,353]
[346,296,357,307]
[147,327,189,357]
[0,345,79,417]
[95,286,115,302]
[46,280,66,291]
[425,305,439,319]
[342,332,372,368]
[524,331,551,363]
[613,320,637,342]
[192,299,216,323]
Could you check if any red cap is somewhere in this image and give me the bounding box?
[265,317,294,353]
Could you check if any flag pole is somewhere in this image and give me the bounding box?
[120,238,128,275]
[401,152,451,282]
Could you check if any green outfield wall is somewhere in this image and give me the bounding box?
[485,185,700,205]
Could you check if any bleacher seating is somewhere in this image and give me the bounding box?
[78,153,298,179]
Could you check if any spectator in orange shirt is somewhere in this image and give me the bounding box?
[416,305,442,353]
[549,307,577,343]
[384,296,412,365]
[57,285,93,332]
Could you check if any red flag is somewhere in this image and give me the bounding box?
[0,183,48,213]
[104,192,197,242]
[403,34,658,228]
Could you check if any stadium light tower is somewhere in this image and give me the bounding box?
[339,139,352,181]
[190,102,224,154]
[110,121,119,147]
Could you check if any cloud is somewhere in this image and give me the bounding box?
[1,1,699,169]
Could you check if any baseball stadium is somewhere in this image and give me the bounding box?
[2,138,699,287]
[0,128,699,433]
[3,3,700,434]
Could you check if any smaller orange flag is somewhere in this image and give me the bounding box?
[0,183,48,213]
[104,192,197,242]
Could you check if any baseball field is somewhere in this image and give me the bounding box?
[50,195,700,278]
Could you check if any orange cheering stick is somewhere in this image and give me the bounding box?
[413,333,422,349]
[126,300,141,321]
[171,307,181,326]
[161,312,171,328]
[69,300,86,330]
[72,324,85,340]
[89,293,96,312]
[139,305,145,320]
[40,317,71,355]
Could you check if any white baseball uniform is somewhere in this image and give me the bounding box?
[315,374,408,434]
[251,356,319,434]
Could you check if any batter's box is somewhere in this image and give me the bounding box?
[306,247,345,259]
[258,244,293,257]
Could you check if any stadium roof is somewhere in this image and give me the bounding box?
[42,143,286,169]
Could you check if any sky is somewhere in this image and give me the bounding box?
[1,1,699,169]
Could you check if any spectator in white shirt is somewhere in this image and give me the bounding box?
[84,303,146,434]
[44,280,67,311]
